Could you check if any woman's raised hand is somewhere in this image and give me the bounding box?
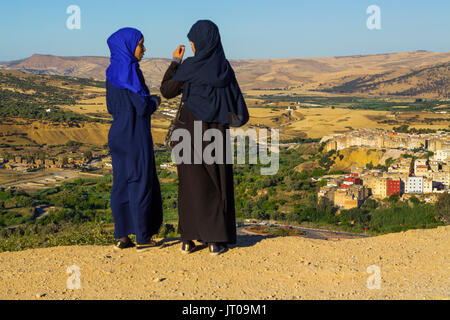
[173,45,185,60]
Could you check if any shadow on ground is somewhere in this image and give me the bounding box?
[231,233,277,248]
[156,232,278,253]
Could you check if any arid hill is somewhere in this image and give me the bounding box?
[0,225,448,300]
[2,51,449,98]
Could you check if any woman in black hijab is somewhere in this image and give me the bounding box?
[160,20,249,256]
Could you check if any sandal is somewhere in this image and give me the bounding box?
[114,237,135,250]
[136,239,158,252]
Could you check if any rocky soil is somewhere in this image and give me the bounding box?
[0,226,448,300]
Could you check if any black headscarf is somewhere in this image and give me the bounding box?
[172,20,249,127]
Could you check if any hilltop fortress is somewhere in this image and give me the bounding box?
[321,128,450,154]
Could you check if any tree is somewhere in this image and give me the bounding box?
[409,196,420,206]
[388,194,400,204]
[14,196,34,208]
[311,168,325,178]
[83,151,93,161]
[435,192,450,224]
[361,198,378,210]
[425,151,434,159]
[385,157,394,168]
[340,208,370,226]
[283,175,299,191]
[317,179,327,188]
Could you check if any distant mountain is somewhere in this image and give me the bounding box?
[321,61,449,98]
[4,54,112,79]
[1,54,172,90]
[2,51,450,98]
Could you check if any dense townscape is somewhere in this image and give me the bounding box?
[319,129,449,209]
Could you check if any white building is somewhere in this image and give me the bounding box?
[406,176,424,194]
[433,149,450,162]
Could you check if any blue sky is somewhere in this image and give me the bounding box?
[0,0,449,61]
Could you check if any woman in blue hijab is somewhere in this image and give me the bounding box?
[161,20,249,256]
[106,27,163,252]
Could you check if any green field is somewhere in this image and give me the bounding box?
[246,93,448,112]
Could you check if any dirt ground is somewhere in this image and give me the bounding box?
[0,225,448,300]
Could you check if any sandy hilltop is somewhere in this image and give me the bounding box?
[0,225,448,300]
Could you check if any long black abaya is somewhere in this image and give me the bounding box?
[161,62,236,244]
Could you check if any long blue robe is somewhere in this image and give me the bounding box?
[106,81,163,244]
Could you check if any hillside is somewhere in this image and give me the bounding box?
[322,61,450,98]
[2,54,171,91]
[328,148,404,172]
[0,225,448,300]
[0,70,105,123]
[2,51,450,98]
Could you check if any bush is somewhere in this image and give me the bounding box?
[157,224,178,238]
[0,222,115,252]
[369,203,440,233]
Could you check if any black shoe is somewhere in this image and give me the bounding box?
[136,239,158,252]
[114,237,135,250]
[208,243,228,256]
[181,240,196,254]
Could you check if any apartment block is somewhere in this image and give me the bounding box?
[387,179,403,197]
[406,176,424,194]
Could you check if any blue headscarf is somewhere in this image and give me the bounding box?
[172,20,249,127]
[106,28,150,100]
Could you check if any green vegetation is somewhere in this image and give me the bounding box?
[0,71,107,123]
[435,192,450,224]
[247,93,447,113]
[338,198,440,234]
[245,225,305,237]
[0,145,446,252]
[232,145,444,235]
[0,222,115,252]
[279,137,321,144]
[393,124,449,134]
